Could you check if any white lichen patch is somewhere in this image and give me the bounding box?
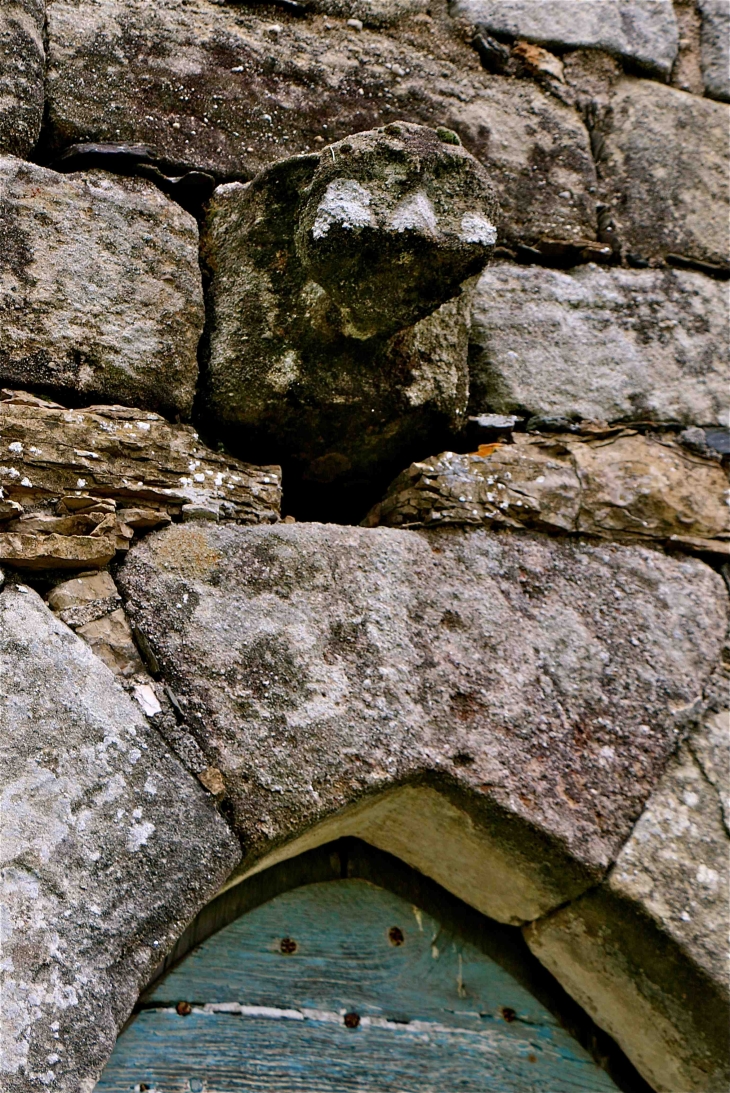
[459,213,497,246]
[389,191,438,234]
[311,179,374,239]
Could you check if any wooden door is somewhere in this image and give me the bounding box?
[96,874,623,1092]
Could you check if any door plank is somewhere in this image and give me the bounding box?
[96,879,620,1092]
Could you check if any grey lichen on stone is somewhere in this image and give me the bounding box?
[450,0,679,76]
[0,158,204,417]
[0,1,45,157]
[468,262,729,427]
[597,78,730,270]
[0,585,240,1092]
[202,124,496,493]
[118,520,727,925]
[698,0,730,102]
[307,0,430,26]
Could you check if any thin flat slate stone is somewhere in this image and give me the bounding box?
[96,879,621,1092]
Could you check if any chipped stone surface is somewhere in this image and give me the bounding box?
[75,608,146,678]
[45,0,597,248]
[310,0,430,24]
[0,521,118,570]
[525,706,730,1093]
[610,736,729,993]
[451,0,679,76]
[118,521,726,923]
[598,79,730,270]
[0,158,204,417]
[364,431,730,551]
[0,585,240,1092]
[203,125,494,500]
[699,0,730,102]
[0,391,282,525]
[0,1,45,157]
[47,570,123,629]
[468,262,729,427]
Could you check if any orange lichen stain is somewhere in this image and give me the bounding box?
[471,443,504,458]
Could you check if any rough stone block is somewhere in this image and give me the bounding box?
[525,707,730,1092]
[118,521,727,925]
[599,78,730,270]
[45,0,597,248]
[699,0,730,102]
[202,124,495,501]
[0,585,240,1091]
[450,0,679,76]
[0,0,45,157]
[0,157,204,417]
[468,262,729,427]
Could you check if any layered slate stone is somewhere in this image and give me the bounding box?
[0,1,45,157]
[468,262,729,427]
[0,158,204,417]
[0,391,281,568]
[202,124,495,498]
[598,79,730,271]
[0,585,240,1093]
[363,431,730,557]
[699,0,730,102]
[44,0,598,248]
[450,0,679,77]
[526,701,730,1093]
[118,521,727,926]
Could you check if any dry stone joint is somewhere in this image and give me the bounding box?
[1,3,729,1092]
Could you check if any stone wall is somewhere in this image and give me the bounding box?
[1,2,728,1091]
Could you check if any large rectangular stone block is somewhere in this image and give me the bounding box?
[469,261,729,426]
[599,78,730,270]
[0,157,204,416]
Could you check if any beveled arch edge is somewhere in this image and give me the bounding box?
[136,836,652,1093]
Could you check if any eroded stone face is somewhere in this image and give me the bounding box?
[468,262,729,427]
[0,158,204,417]
[0,585,240,1092]
[598,79,730,270]
[44,0,598,248]
[295,124,498,338]
[450,0,679,76]
[202,125,494,501]
[0,1,45,157]
[118,521,727,924]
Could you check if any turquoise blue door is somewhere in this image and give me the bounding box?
[96,874,623,1092]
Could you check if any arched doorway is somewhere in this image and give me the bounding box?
[96,842,651,1092]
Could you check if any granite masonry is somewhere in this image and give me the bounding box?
[1,2,728,1091]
